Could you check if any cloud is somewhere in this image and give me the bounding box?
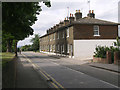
[17,0,120,47]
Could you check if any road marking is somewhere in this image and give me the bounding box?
[33,63,65,89]
[21,53,65,89]
[51,61,85,75]
[42,70,65,89]
[99,80,119,88]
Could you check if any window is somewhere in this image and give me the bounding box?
[94,25,99,36]
[48,36,49,41]
[63,31,64,38]
[50,35,52,41]
[57,32,59,39]
[53,33,55,40]
[57,44,59,51]
[47,45,49,51]
[50,45,52,51]
[53,45,55,52]
[63,44,64,52]
[67,28,69,37]
[118,25,120,37]
[67,44,69,53]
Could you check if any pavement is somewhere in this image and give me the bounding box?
[89,62,119,73]
[15,53,49,88]
[48,53,119,73]
[21,52,119,88]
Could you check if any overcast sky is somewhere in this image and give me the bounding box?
[17,0,120,47]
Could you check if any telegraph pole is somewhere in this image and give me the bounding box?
[88,0,90,12]
[67,7,69,19]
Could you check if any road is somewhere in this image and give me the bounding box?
[20,51,119,89]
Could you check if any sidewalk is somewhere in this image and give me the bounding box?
[15,54,49,88]
[46,53,119,73]
[88,62,119,73]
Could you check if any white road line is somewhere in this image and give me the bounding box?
[99,80,119,88]
[22,53,119,88]
[51,62,85,75]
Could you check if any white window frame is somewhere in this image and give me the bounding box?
[93,25,100,36]
[67,28,69,38]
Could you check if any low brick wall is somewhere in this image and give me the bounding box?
[114,51,120,65]
[93,57,107,64]
[93,51,120,65]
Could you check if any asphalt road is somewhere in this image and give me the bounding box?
[21,52,119,89]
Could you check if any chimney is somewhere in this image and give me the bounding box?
[87,10,95,18]
[75,10,82,21]
[64,17,69,25]
[47,30,49,34]
[69,13,75,23]
[49,28,53,33]
[59,21,64,27]
[53,26,56,31]
[56,24,59,30]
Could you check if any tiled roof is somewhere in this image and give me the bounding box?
[73,17,120,25]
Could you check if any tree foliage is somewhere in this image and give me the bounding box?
[31,34,40,52]
[2,2,51,54]
[2,2,41,40]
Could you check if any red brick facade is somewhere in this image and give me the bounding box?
[73,24,118,40]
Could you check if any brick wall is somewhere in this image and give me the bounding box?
[73,24,118,40]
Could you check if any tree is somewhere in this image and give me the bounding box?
[31,34,40,52]
[114,37,120,50]
[2,1,51,56]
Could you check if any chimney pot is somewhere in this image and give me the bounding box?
[72,14,73,17]
[67,17,69,20]
[87,10,95,18]
[70,13,72,17]
[89,10,91,13]
[76,10,78,13]
[75,10,82,20]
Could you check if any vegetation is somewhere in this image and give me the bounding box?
[2,2,51,56]
[21,45,33,51]
[94,37,120,62]
[30,34,40,52]
[94,37,120,59]
[20,34,40,52]
[114,37,120,49]
[2,52,15,67]
[94,46,119,58]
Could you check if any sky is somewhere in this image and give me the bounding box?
[17,0,120,47]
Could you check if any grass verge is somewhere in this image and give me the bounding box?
[2,52,15,67]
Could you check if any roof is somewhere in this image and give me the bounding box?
[73,17,120,25]
[40,17,120,38]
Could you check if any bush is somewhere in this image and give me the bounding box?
[94,46,119,59]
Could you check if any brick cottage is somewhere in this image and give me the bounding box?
[39,10,120,60]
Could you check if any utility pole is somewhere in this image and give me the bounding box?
[67,7,69,19]
[88,0,90,12]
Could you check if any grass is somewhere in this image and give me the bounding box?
[1,52,15,67]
